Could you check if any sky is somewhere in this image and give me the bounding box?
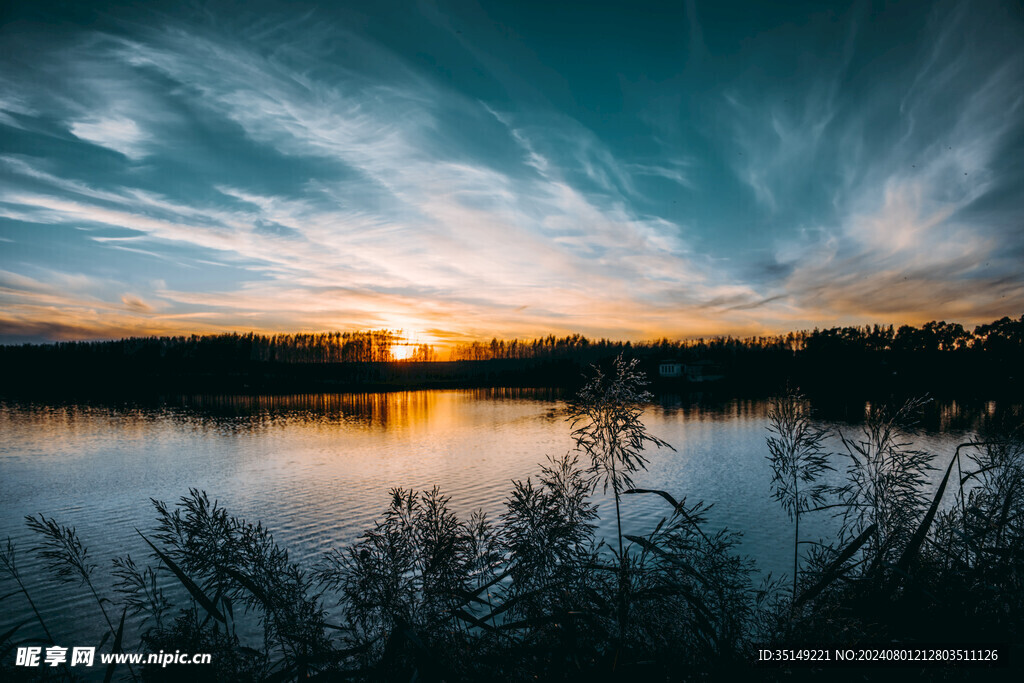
[1,0,1022,347]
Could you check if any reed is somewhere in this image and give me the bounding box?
[25,514,139,681]
[831,397,937,572]
[568,354,673,652]
[765,388,831,607]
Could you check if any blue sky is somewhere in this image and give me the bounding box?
[1,0,1022,346]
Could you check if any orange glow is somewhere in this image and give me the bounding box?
[387,329,439,361]
[390,343,415,361]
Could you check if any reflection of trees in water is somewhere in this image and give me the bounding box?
[655,394,1016,435]
[163,388,568,429]
[1,392,1016,438]
[656,395,772,422]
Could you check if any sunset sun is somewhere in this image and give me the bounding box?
[390,342,415,361]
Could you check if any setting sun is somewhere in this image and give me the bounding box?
[387,330,436,361]
[390,343,415,361]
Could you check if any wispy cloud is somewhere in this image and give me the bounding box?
[69,116,148,159]
[0,16,740,343]
[717,0,1024,326]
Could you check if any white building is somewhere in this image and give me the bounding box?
[659,361,683,378]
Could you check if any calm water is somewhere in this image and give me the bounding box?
[0,389,1001,651]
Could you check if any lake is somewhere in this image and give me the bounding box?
[0,388,1002,648]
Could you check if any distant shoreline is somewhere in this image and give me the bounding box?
[1,353,1020,401]
[4,318,1022,399]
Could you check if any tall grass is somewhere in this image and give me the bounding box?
[832,397,937,571]
[765,389,831,606]
[567,354,673,650]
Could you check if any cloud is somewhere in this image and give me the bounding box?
[624,161,694,189]
[69,116,148,159]
[121,294,155,313]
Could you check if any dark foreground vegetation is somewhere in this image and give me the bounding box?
[1,315,1022,397]
[2,358,1023,681]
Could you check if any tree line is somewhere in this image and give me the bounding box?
[0,314,1020,367]
[0,330,408,364]
[451,315,1024,360]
